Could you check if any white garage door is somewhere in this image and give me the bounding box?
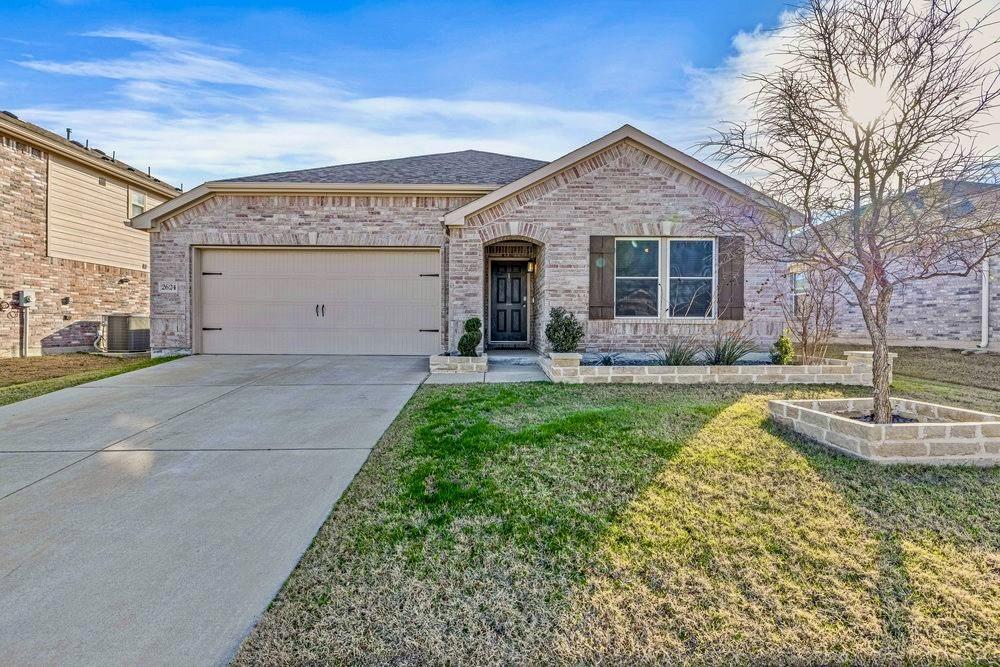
[198,248,441,355]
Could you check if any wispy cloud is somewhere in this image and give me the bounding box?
[13,30,648,186]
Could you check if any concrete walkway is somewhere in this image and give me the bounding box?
[424,350,549,384]
[0,355,426,666]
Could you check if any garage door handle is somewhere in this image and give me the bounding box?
[202,327,222,331]
[321,304,325,317]
[315,304,319,317]
[419,329,439,333]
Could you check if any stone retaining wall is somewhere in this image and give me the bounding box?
[769,397,1000,466]
[539,351,882,386]
[429,354,488,373]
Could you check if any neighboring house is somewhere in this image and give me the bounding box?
[828,181,1000,350]
[131,125,787,357]
[0,112,179,356]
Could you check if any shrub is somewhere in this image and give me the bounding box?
[545,308,584,353]
[705,329,757,365]
[770,331,795,365]
[656,338,702,366]
[599,353,617,366]
[457,317,482,357]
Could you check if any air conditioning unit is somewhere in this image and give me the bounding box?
[102,314,150,353]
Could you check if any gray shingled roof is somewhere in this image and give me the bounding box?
[222,149,548,185]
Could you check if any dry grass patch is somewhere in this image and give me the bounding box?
[0,354,177,406]
[235,383,1000,665]
[0,353,131,387]
[825,343,1000,391]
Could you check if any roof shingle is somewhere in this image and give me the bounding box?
[221,149,548,185]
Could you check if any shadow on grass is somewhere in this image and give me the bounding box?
[234,383,1000,665]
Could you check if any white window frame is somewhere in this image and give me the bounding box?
[791,270,809,316]
[129,189,147,217]
[613,237,661,319]
[665,237,717,320]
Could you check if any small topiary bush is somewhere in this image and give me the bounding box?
[545,307,585,353]
[457,317,482,357]
[770,331,795,365]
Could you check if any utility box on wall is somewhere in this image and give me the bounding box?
[14,289,36,308]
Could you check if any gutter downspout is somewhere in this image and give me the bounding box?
[979,251,991,348]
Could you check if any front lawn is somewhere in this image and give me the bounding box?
[826,343,1000,391]
[235,382,1000,665]
[0,354,177,406]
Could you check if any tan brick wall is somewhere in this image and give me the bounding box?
[0,136,148,356]
[150,194,473,354]
[446,140,786,353]
[540,354,873,386]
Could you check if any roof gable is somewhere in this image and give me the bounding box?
[442,125,775,226]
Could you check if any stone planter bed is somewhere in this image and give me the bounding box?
[429,353,488,374]
[539,351,880,386]
[769,397,1000,466]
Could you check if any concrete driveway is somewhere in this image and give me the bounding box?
[0,355,426,666]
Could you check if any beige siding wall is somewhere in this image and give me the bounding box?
[46,155,161,271]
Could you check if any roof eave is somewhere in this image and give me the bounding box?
[127,180,499,230]
[0,115,180,199]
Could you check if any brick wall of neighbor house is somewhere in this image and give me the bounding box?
[0,136,149,357]
[831,257,1000,347]
[149,194,473,354]
[447,140,786,352]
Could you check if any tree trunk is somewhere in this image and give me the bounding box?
[870,333,893,423]
[869,285,895,423]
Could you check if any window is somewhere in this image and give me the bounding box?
[129,190,147,217]
[791,271,808,315]
[614,239,659,317]
[667,239,715,318]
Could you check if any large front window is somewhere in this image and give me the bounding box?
[614,239,659,317]
[667,239,715,318]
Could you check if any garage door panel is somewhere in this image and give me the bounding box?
[199,249,441,355]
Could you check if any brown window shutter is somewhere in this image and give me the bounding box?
[717,236,745,320]
[589,236,615,320]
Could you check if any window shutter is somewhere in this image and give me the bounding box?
[589,236,615,320]
[717,236,745,320]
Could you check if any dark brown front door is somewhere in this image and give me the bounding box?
[490,262,528,343]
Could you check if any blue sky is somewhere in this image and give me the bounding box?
[2,0,794,188]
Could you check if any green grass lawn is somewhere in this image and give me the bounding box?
[234,381,1000,665]
[0,355,178,406]
[825,343,1000,391]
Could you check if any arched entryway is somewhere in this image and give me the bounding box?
[483,238,543,350]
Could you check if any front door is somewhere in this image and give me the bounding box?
[490,262,528,343]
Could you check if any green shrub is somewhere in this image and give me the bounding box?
[657,338,702,366]
[770,331,795,365]
[545,307,585,353]
[457,317,482,357]
[705,329,757,365]
[599,353,617,366]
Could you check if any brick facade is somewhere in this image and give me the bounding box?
[0,137,149,356]
[149,194,475,355]
[831,258,1000,349]
[149,140,788,357]
[446,140,786,353]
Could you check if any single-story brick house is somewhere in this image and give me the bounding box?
[130,125,787,356]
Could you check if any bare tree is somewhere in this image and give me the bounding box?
[702,0,1000,422]
[783,267,839,363]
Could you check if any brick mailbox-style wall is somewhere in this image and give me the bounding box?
[0,138,149,356]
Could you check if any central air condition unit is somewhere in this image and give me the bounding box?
[102,314,150,352]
